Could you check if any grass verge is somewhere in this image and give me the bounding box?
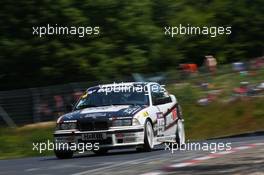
[0,70,263,159]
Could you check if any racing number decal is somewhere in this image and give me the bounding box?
[156,112,164,136]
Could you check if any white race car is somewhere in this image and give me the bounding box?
[54,82,185,158]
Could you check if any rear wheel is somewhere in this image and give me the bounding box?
[175,119,185,146]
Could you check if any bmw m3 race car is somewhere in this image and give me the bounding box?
[54,82,185,159]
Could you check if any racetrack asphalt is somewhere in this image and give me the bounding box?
[0,135,263,175]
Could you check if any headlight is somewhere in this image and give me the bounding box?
[112,119,132,127]
[132,118,140,126]
[57,122,77,130]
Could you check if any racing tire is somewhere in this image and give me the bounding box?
[175,119,185,147]
[140,120,154,152]
[54,150,73,159]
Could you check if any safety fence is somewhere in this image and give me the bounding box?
[0,59,263,126]
[0,82,96,125]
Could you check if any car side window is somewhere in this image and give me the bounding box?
[151,84,171,105]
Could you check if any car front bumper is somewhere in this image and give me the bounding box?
[53,125,144,149]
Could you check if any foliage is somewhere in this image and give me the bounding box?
[0,0,263,90]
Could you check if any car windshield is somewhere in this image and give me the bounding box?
[75,88,149,110]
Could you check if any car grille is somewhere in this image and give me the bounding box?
[78,121,109,131]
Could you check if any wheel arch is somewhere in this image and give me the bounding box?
[145,117,154,127]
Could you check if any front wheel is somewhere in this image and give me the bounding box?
[139,120,154,152]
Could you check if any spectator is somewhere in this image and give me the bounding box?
[205,55,217,74]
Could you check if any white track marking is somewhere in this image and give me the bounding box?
[141,171,163,175]
[168,162,193,168]
[72,153,169,175]
[141,142,264,175]
[215,150,235,155]
[193,155,213,161]
[234,146,251,150]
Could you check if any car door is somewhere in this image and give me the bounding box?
[151,84,177,137]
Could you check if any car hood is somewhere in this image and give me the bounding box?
[59,105,147,122]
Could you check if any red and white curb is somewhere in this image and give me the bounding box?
[141,142,264,175]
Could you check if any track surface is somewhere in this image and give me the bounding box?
[0,135,264,175]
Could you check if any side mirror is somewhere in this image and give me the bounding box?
[66,104,74,112]
[170,94,177,103]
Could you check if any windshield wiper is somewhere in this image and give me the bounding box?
[127,103,142,106]
[111,103,141,106]
[76,104,98,109]
[98,103,123,106]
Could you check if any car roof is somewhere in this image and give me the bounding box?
[86,82,159,91]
